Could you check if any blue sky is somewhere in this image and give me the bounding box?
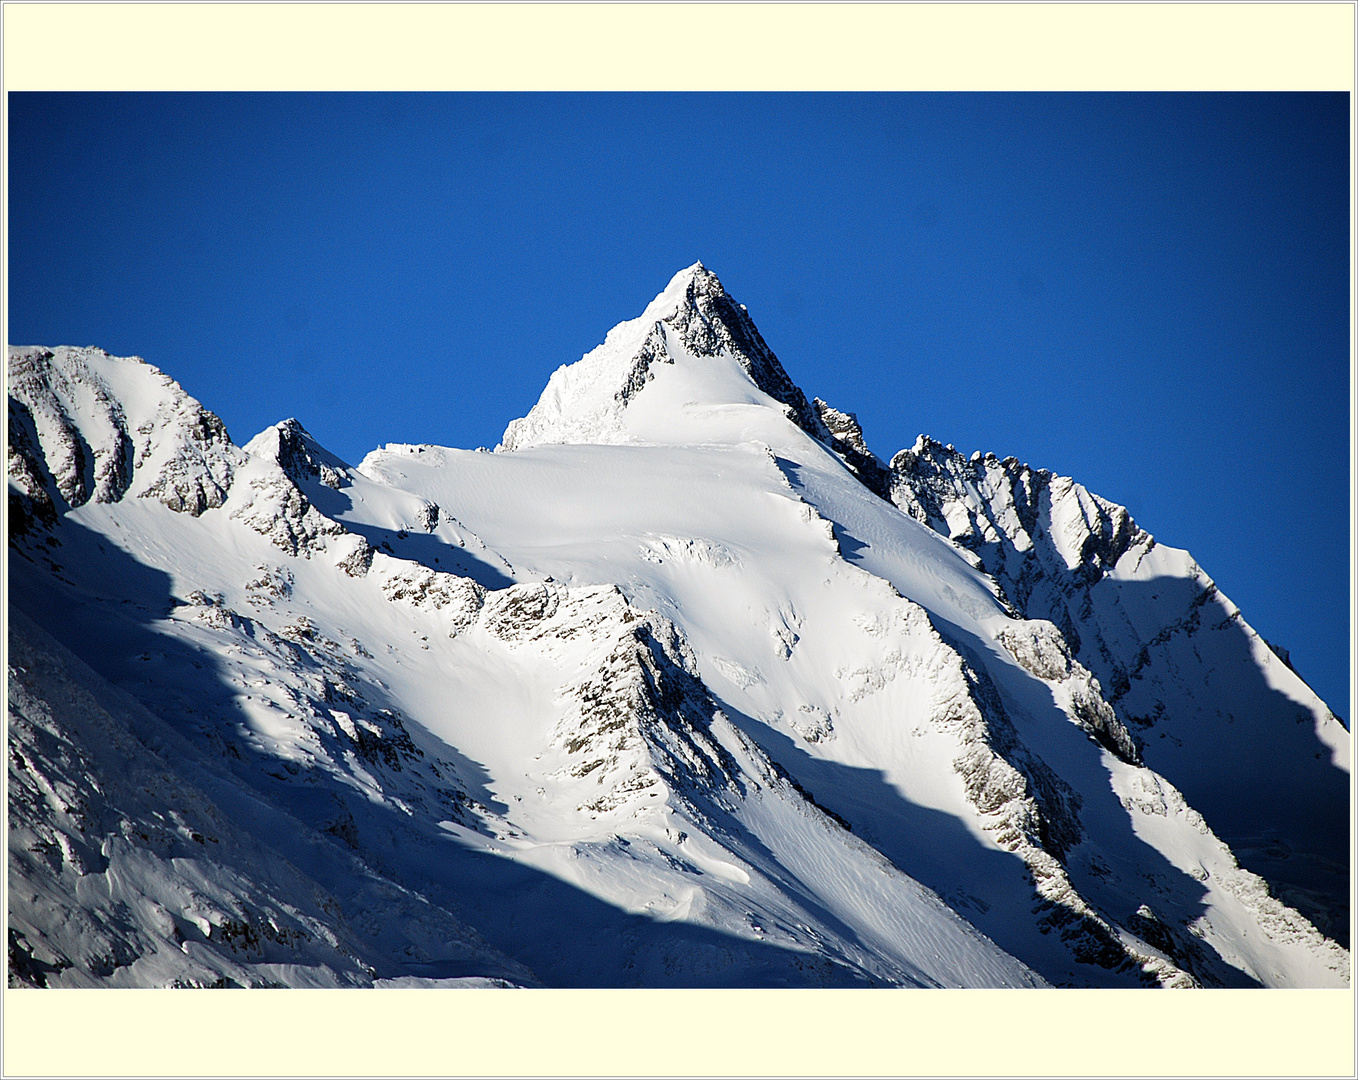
[7,92,1350,715]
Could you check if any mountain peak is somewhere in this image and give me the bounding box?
[670,259,709,283]
[499,264,826,453]
[12,321,1350,991]
[244,418,350,489]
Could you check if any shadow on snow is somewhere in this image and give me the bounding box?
[9,517,872,987]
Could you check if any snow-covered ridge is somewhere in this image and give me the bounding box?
[9,344,1044,987]
[7,264,1349,988]
[890,434,1352,946]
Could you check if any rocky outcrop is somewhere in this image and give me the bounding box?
[265,418,347,490]
[899,600,1196,986]
[660,265,826,438]
[499,263,833,452]
[7,397,60,538]
[889,435,1148,616]
[7,346,239,520]
[231,420,364,566]
[527,586,747,819]
[813,398,893,500]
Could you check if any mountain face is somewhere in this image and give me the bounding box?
[888,437,1351,946]
[7,267,1349,989]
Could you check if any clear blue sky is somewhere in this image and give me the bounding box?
[7,92,1350,716]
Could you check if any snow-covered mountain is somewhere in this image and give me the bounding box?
[7,265,1350,989]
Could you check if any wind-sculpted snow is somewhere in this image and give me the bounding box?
[7,264,1348,988]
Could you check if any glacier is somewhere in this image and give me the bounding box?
[6,264,1349,988]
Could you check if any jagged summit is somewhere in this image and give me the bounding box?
[499,263,826,452]
[244,417,351,490]
[498,264,896,498]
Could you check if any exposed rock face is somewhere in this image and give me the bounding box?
[7,346,238,519]
[269,418,347,490]
[499,263,830,453]
[905,608,1190,986]
[660,265,826,438]
[7,397,60,537]
[993,620,1140,764]
[232,420,362,566]
[890,435,1147,616]
[378,563,485,635]
[532,586,747,818]
[813,398,893,500]
[497,266,902,505]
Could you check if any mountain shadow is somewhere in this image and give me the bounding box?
[708,691,1260,989]
[1087,575,1351,949]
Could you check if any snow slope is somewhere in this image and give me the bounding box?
[8,266,1350,988]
